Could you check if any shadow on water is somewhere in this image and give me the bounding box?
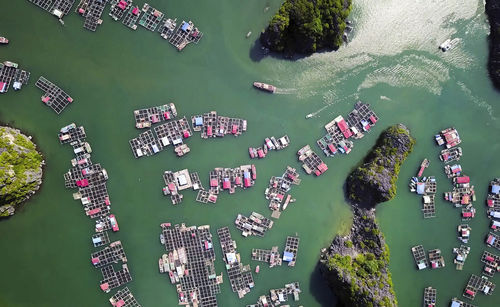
[309,262,339,307]
[248,38,313,63]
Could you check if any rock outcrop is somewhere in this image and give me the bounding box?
[486,0,500,90]
[319,205,397,307]
[0,126,44,218]
[260,0,352,56]
[346,124,415,207]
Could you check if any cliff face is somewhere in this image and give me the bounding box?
[319,206,397,307]
[0,127,44,218]
[486,0,500,90]
[260,0,352,56]
[346,124,415,207]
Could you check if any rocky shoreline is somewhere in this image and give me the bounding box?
[319,205,397,307]
[0,126,44,218]
[346,124,415,207]
[486,0,500,90]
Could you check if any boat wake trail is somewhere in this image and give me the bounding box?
[274,88,298,94]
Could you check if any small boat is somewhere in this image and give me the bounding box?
[3,61,18,68]
[159,258,164,273]
[0,37,8,44]
[439,39,451,51]
[59,19,65,26]
[160,233,165,245]
[161,222,171,228]
[246,31,252,38]
[253,82,276,93]
[306,113,313,119]
[109,214,119,232]
[255,265,260,273]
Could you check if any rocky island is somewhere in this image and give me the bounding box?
[0,126,44,218]
[319,124,415,307]
[260,0,352,55]
[486,0,500,90]
[346,124,415,206]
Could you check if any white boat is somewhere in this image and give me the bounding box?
[246,31,252,38]
[306,114,313,119]
[439,39,451,51]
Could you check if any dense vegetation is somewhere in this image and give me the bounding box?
[0,127,43,218]
[486,0,500,90]
[347,124,415,206]
[320,207,397,307]
[260,0,352,55]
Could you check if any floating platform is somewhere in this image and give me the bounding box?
[463,274,495,300]
[58,123,86,145]
[246,282,301,307]
[217,227,254,299]
[0,61,30,93]
[444,184,475,208]
[423,287,436,307]
[138,3,163,31]
[109,287,141,307]
[297,145,328,176]
[134,103,177,128]
[92,231,110,247]
[191,111,247,138]
[251,246,282,268]
[235,212,273,237]
[417,159,430,177]
[444,164,462,178]
[195,190,218,204]
[208,165,256,195]
[283,236,300,267]
[453,245,470,270]
[35,76,74,114]
[167,20,203,51]
[265,166,300,218]
[440,147,462,163]
[91,240,127,268]
[28,0,75,19]
[461,205,476,221]
[129,130,164,158]
[450,298,476,307]
[435,127,461,148]
[108,0,131,21]
[480,250,500,277]
[162,169,203,205]
[158,18,177,40]
[122,5,141,29]
[486,232,500,251]
[458,224,471,244]
[411,245,429,270]
[428,249,445,269]
[76,0,109,32]
[317,101,378,157]
[100,263,132,293]
[160,223,222,306]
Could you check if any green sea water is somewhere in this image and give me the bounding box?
[0,0,499,306]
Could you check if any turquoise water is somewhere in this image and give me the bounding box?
[0,0,499,306]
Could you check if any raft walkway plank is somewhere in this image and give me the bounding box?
[138,3,163,31]
[217,227,254,299]
[159,223,221,306]
[109,287,141,307]
[35,76,74,114]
